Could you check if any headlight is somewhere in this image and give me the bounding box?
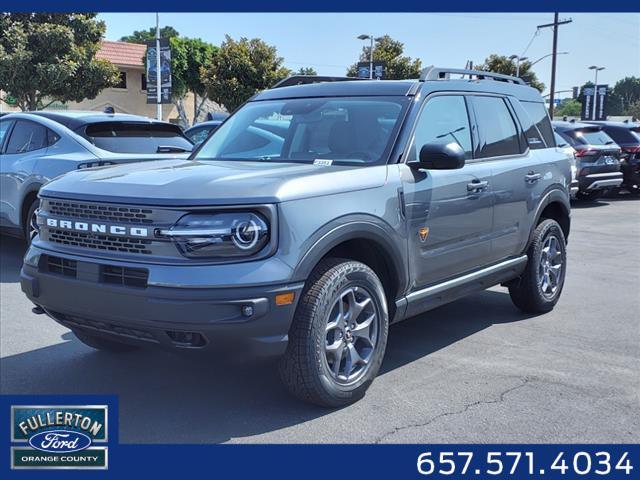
[158,212,269,259]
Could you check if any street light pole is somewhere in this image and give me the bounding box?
[589,65,605,121]
[357,34,375,79]
[509,55,528,78]
[155,13,162,121]
[369,36,374,80]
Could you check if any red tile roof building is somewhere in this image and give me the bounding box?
[96,40,146,68]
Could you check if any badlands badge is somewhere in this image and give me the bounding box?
[11,405,108,469]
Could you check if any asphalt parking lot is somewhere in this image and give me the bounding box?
[1,196,639,444]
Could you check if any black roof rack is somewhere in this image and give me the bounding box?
[420,66,526,85]
[272,75,362,89]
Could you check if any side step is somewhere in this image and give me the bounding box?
[396,256,528,321]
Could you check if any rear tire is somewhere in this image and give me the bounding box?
[279,258,389,407]
[73,330,139,352]
[509,219,567,314]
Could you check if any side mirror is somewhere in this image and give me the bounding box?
[410,142,466,170]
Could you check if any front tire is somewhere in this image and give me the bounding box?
[73,330,139,352]
[509,219,567,314]
[24,199,39,245]
[280,258,389,407]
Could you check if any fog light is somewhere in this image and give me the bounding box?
[241,305,254,317]
[275,292,295,306]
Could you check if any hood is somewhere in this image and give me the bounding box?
[40,159,388,206]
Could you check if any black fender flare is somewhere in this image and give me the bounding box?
[291,216,409,297]
[528,187,571,247]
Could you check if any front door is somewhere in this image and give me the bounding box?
[401,94,494,292]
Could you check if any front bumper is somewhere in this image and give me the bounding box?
[21,246,304,356]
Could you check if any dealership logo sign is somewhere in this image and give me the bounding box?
[11,405,109,469]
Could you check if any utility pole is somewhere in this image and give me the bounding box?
[537,13,572,118]
[155,13,162,120]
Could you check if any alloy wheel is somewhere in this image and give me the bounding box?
[538,234,563,299]
[323,286,379,385]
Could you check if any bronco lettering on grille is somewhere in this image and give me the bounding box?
[45,218,148,237]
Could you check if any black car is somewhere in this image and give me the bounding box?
[552,120,623,200]
[586,120,640,195]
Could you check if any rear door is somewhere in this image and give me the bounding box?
[470,96,551,262]
[0,119,49,228]
[401,94,494,290]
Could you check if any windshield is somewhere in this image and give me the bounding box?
[82,122,193,154]
[194,96,409,165]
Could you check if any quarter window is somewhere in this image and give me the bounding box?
[472,96,522,158]
[408,95,472,162]
[0,118,14,149]
[5,120,48,154]
[521,101,555,148]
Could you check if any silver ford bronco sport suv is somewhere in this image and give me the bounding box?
[21,68,572,407]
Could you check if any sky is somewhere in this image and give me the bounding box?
[98,13,639,99]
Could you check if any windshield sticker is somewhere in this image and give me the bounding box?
[313,159,333,166]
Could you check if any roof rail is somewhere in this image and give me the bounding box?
[420,66,526,85]
[272,75,362,89]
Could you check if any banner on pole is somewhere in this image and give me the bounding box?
[146,38,172,104]
[580,84,608,121]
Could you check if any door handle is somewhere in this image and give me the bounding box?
[467,180,489,192]
[525,172,542,183]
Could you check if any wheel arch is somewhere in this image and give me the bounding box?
[529,189,571,246]
[292,220,409,318]
[20,184,43,234]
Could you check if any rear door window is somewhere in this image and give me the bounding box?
[472,96,523,158]
[5,120,48,154]
[82,122,193,154]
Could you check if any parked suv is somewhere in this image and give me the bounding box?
[21,69,571,406]
[552,120,623,200]
[585,120,640,195]
[0,111,192,244]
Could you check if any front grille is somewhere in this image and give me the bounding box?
[47,200,154,224]
[48,229,152,255]
[50,311,158,343]
[46,256,77,277]
[102,265,148,288]
[39,198,188,260]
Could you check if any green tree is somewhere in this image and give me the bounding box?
[347,35,422,80]
[120,26,179,43]
[201,35,290,112]
[477,54,545,92]
[627,100,640,121]
[170,37,218,126]
[296,67,317,75]
[555,99,582,117]
[0,13,119,111]
[610,77,640,114]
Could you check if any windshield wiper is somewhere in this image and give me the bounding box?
[157,145,192,153]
